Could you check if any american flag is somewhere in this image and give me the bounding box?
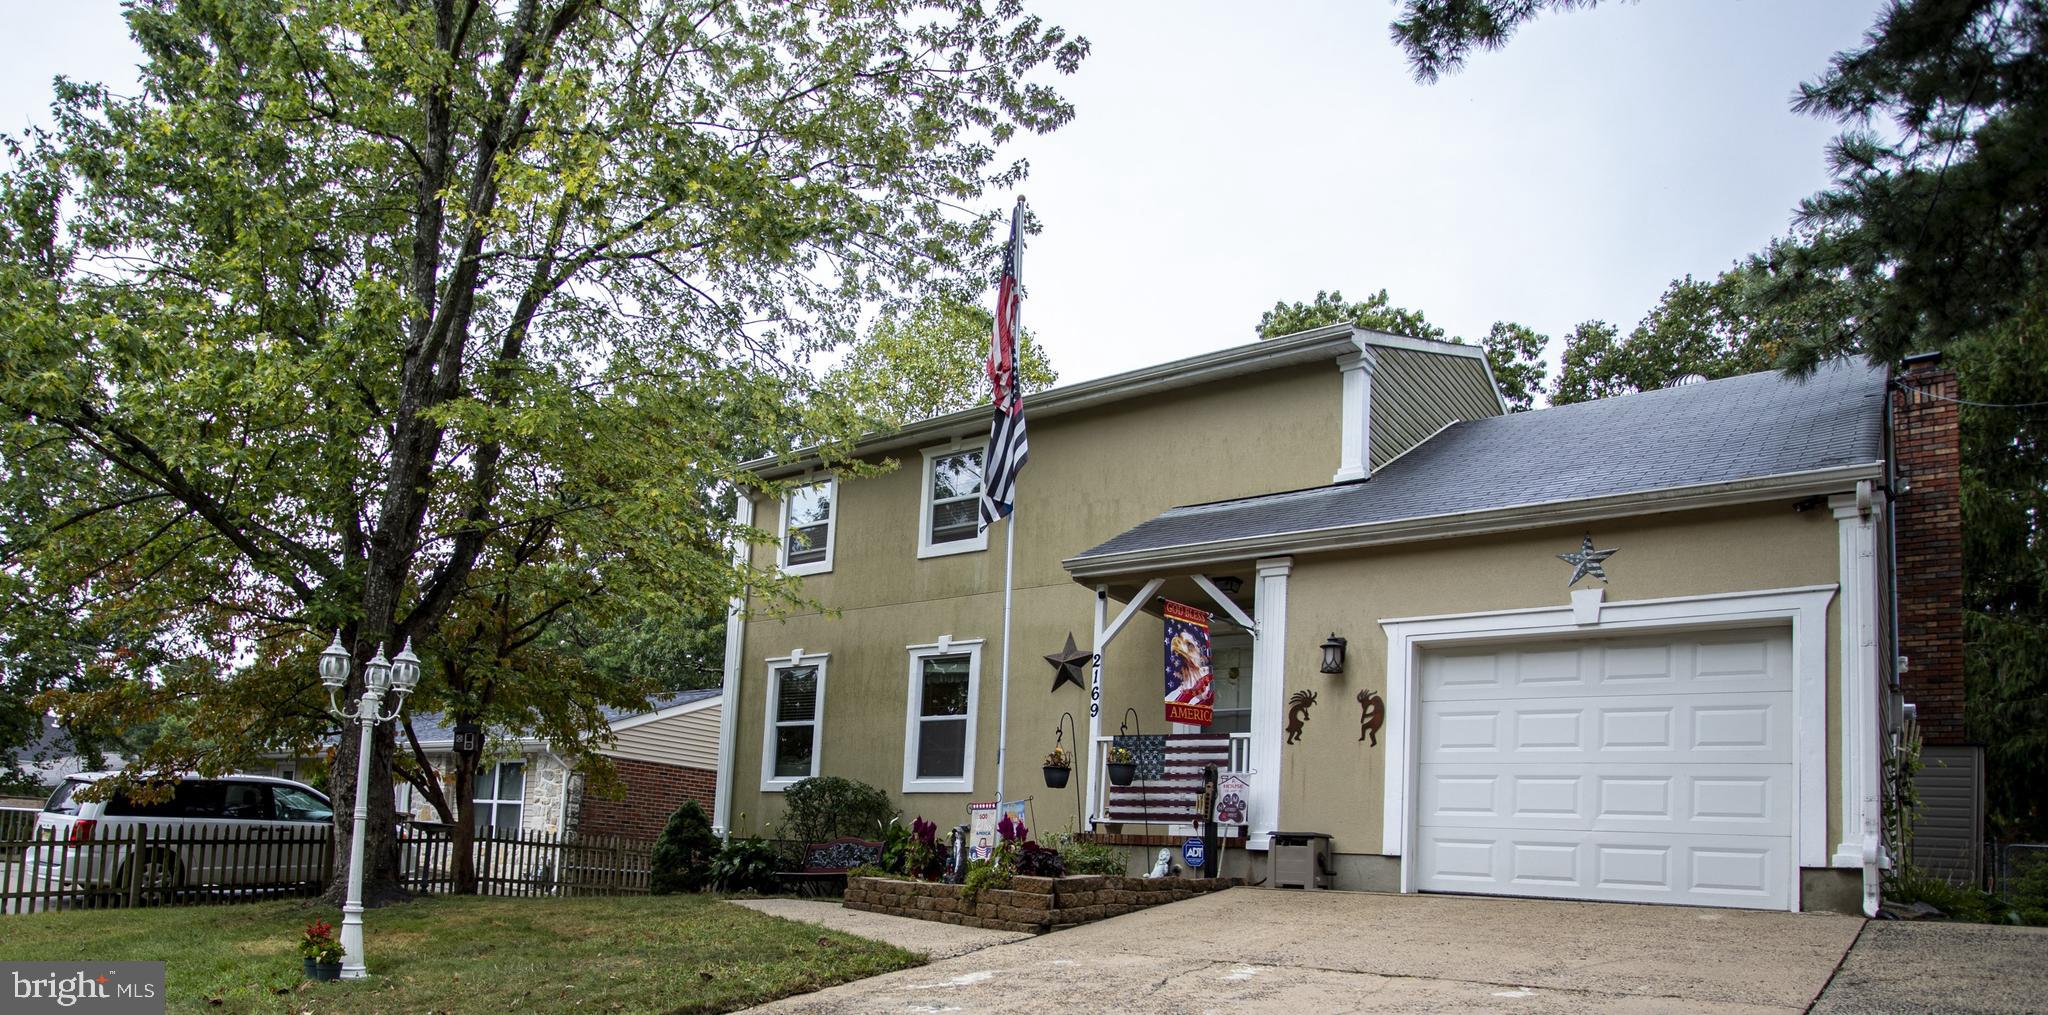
[978,197,1029,532]
[1104,733,1237,827]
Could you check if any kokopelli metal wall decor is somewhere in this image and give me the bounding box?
[1285,689,1317,744]
[1356,689,1386,747]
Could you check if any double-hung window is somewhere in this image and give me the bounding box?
[901,640,981,794]
[780,479,835,575]
[918,446,987,558]
[762,655,827,790]
[475,760,525,831]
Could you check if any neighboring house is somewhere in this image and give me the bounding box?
[259,689,721,841]
[718,323,1968,917]
[11,715,126,791]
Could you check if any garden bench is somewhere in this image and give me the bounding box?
[777,836,883,896]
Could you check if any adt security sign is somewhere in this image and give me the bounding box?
[1181,836,1206,869]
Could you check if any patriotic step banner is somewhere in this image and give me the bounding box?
[1163,599,1214,726]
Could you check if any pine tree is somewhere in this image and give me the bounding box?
[651,801,719,895]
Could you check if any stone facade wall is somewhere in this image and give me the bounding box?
[576,757,717,842]
[522,752,576,834]
[843,874,1240,934]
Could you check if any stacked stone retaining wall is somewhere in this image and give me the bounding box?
[843,874,1239,934]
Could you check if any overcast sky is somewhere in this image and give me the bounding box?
[1,1,1888,390]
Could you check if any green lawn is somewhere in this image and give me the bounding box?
[0,894,923,1013]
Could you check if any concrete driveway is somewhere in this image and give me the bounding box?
[1812,920,2048,1014]
[744,888,1864,1013]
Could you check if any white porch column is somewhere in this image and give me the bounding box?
[1831,483,1883,916]
[1247,556,1292,849]
[1332,348,1376,484]
[1087,588,1107,830]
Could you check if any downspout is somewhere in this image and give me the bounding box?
[712,490,754,841]
[1885,361,1904,892]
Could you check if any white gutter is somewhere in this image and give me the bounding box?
[744,325,1475,480]
[1063,461,1884,579]
[712,492,754,839]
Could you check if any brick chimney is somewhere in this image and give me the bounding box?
[1891,355,1965,745]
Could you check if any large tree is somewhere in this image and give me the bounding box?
[1392,0,2048,836]
[1256,288,1550,410]
[0,0,1086,900]
[822,294,1058,430]
[1546,259,1880,404]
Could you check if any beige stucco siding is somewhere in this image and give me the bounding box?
[601,703,721,771]
[1368,348,1501,468]
[730,364,1341,834]
[1277,502,1843,857]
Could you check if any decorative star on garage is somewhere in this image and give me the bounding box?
[1044,633,1092,694]
[1557,533,1618,587]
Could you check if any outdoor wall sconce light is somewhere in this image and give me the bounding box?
[1320,633,1347,674]
[1211,575,1244,596]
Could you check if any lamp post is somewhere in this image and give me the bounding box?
[319,631,420,980]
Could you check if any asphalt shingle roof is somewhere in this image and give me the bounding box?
[406,687,719,745]
[1073,359,1888,562]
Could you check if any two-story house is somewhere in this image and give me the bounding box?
[714,323,1967,917]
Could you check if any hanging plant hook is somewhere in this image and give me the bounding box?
[1054,711,1076,749]
[1119,706,1142,739]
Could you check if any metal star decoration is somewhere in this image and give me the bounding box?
[1557,533,1618,587]
[1044,632,1091,694]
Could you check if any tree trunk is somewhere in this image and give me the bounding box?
[452,746,480,895]
[321,621,411,906]
[323,710,408,906]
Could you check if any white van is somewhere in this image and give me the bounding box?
[33,773,333,899]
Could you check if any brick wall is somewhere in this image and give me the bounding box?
[1892,362,1966,745]
[576,756,716,841]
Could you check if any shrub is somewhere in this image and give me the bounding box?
[2007,853,2048,925]
[1015,840,1065,877]
[780,776,897,844]
[960,859,1011,900]
[901,817,944,881]
[846,863,905,881]
[710,835,783,895]
[878,819,911,874]
[650,801,719,895]
[1885,863,2015,923]
[1047,831,1125,876]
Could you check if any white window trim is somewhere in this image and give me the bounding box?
[901,638,984,794]
[779,478,836,577]
[760,652,829,792]
[1377,583,1838,913]
[917,444,989,559]
[474,759,526,831]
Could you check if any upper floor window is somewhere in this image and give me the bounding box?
[780,479,835,575]
[918,446,987,558]
[762,654,827,791]
[901,640,981,794]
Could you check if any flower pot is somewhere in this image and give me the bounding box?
[304,958,343,981]
[1106,762,1136,786]
[1043,764,1071,789]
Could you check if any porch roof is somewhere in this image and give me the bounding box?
[1066,358,1887,578]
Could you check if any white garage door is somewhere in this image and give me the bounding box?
[1414,628,1795,910]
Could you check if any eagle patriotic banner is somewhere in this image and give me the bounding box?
[978,197,1028,532]
[1163,599,1215,726]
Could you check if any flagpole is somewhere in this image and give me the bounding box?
[994,507,1016,820]
[984,193,1026,838]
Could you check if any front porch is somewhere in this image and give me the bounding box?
[1080,558,1294,849]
